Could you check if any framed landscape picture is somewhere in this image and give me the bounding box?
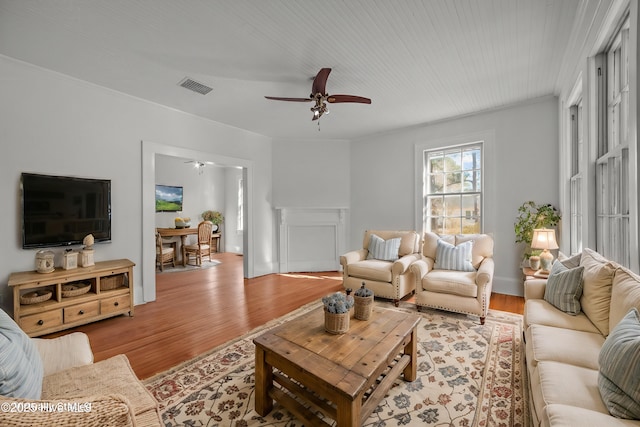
[155,185,183,212]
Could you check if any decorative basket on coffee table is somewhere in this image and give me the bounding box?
[324,310,350,334]
[354,295,374,320]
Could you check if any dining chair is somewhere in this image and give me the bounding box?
[182,221,214,266]
[156,231,177,271]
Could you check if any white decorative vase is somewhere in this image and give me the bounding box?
[529,256,541,270]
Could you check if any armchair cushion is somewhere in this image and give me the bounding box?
[0,309,43,400]
[455,234,494,269]
[366,234,401,261]
[423,233,493,269]
[32,332,94,376]
[362,230,420,257]
[434,239,474,271]
[348,260,393,282]
[422,270,478,297]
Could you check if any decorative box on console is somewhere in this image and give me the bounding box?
[62,250,78,270]
[80,249,94,267]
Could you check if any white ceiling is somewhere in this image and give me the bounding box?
[0,0,580,140]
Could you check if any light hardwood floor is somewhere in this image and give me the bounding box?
[50,252,524,380]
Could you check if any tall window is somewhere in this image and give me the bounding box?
[570,99,583,254]
[596,17,630,266]
[237,177,244,232]
[423,142,482,234]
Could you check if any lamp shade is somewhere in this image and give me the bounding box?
[531,228,559,250]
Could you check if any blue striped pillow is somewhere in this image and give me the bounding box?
[434,239,475,271]
[598,308,640,419]
[0,309,44,399]
[544,260,584,315]
[367,234,401,261]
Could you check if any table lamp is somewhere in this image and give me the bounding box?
[531,228,559,273]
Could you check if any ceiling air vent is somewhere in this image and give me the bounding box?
[178,77,213,95]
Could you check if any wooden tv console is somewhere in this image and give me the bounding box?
[8,259,135,337]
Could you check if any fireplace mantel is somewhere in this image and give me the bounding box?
[275,207,348,273]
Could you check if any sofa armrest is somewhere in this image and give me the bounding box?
[340,249,367,268]
[475,257,494,287]
[32,332,94,376]
[0,394,135,427]
[392,253,422,275]
[524,278,547,300]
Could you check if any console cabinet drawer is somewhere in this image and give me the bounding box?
[100,294,130,315]
[64,301,100,324]
[20,310,63,335]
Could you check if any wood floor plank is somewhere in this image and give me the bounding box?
[45,253,524,379]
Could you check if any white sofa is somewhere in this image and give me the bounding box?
[341,230,421,306]
[524,248,640,426]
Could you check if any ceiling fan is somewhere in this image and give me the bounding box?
[265,68,371,121]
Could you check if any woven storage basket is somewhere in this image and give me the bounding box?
[100,274,127,291]
[324,310,350,334]
[20,289,52,305]
[354,295,374,320]
[61,282,91,297]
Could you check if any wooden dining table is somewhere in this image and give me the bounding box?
[156,227,221,266]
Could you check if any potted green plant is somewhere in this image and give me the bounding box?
[201,210,224,231]
[322,292,354,334]
[514,201,561,266]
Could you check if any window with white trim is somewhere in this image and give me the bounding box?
[237,177,244,232]
[423,142,482,234]
[596,16,630,267]
[570,99,583,255]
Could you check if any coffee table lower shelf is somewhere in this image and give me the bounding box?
[268,354,411,426]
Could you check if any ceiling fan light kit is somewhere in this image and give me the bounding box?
[265,68,371,121]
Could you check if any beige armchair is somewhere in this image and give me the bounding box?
[410,232,494,324]
[340,230,421,306]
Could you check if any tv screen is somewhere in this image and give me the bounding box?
[155,185,183,212]
[21,173,112,249]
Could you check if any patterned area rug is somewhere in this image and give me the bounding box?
[144,301,528,426]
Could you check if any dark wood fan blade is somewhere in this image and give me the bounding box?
[327,94,372,104]
[265,96,311,102]
[312,68,331,95]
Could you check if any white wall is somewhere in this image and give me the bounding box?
[349,96,560,296]
[0,55,273,313]
[272,139,351,208]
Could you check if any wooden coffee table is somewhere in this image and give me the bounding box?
[254,305,421,427]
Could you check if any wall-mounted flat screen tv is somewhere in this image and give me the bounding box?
[155,184,183,212]
[21,173,112,249]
